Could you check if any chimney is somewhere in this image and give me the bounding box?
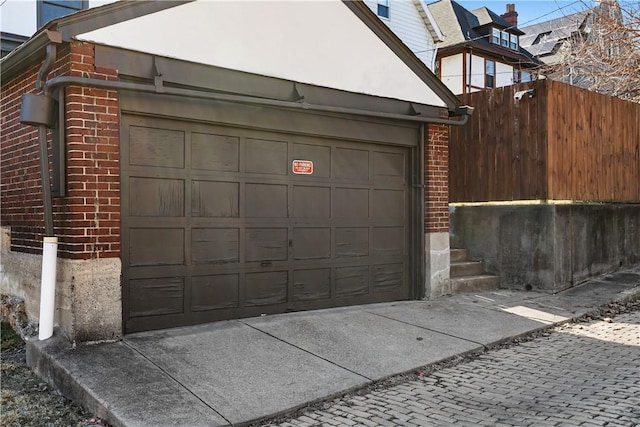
[502,4,518,28]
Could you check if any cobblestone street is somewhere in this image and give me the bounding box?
[268,309,640,427]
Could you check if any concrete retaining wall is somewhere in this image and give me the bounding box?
[450,204,640,292]
[426,231,451,298]
[1,227,122,342]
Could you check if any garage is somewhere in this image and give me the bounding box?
[120,92,421,333]
[3,0,467,341]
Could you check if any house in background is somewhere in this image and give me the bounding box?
[427,0,540,95]
[520,0,627,89]
[363,0,444,70]
[1,0,469,342]
[519,10,591,67]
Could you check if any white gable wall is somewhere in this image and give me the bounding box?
[0,0,117,38]
[76,1,447,107]
[363,0,438,71]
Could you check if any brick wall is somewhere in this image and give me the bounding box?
[1,41,120,259]
[425,122,449,233]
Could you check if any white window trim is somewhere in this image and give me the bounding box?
[492,28,500,45]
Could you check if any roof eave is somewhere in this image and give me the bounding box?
[0,0,192,83]
[437,42,541,66]
[1,30,61,83]
[56,0,193,41]
[474,22,525,36]
[414,0,445,42]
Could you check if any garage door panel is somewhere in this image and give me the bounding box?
[130,228,184,266]
[130,178,184,217]
[129,277,184,317]
[293,268,331,301]
[373,189,405,221]
[245,271,288,306]
[129,126,185,169]
[336,228,369,258]
[191,133,239,172]
[336,266,369,297]
[335,188,369,219]
[293,186,330,219]
[246,228,288,262]
[374,151,405,179]
[335,147,369,180]
[373,263,405,293]
[191,274,239,311]
[372,227,405,258]
[245,138,288,175]
[191,228,239,264]
[293,228,331,260]
[191,181,239,217]
[293,143,330,178]
[246,183,288,218]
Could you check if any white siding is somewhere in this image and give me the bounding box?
[441,54,463,95]
[0,0,117,38]
[496,62,514,88]
[363,0,437,71]
[470,54,485,89]
[78,1,448,107]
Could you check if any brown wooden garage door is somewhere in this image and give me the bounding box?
[122,114,412,333]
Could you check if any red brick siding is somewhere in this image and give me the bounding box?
[0,41,120,259]
[425,123,449,233]
[1,60,42,255]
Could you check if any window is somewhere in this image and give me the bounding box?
[533,31,552,45]
[377,0,389,18]
[510,34,519,50]
[492,28,500,44]
[501,31,509,47]
[38,0,87,28]
[485,60,495,88]
[514,69,533,83]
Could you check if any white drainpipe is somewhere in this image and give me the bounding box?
[38,237,58,340]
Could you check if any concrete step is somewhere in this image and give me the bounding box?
[450,248,468,263]
[450,261,485,278]
[451,275,501,293]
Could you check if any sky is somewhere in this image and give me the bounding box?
[454,1,593,26]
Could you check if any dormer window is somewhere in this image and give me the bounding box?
[491,27,519,51]
[501,31,509,47]
[492,28,500,44]
[510,34,519,50]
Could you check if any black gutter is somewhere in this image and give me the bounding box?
[44,76,473,125]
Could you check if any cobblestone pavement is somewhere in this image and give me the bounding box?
[266,309,640,427]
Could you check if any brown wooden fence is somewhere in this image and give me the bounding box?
[449,79,640,203]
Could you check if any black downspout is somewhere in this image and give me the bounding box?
[37,44,57,237]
